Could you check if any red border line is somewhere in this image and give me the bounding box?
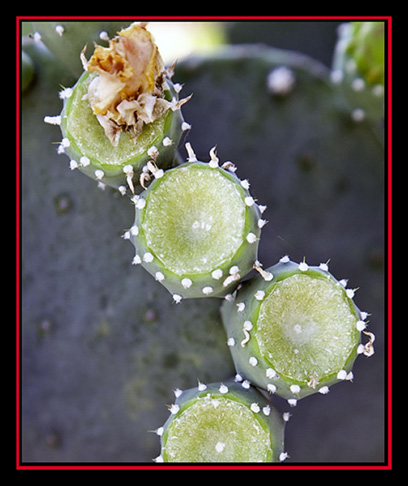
[17,15,391,21]
[386,15,393,471]
[16,464,391,471]
[16,15,21,472]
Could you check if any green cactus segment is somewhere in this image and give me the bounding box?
[158,382,285,463]
[257,274,357,382]
[222,258,373,402]
[130,152,262,300]
[45,21,190,193]
[331,21,385,121]
[58,70,184,192]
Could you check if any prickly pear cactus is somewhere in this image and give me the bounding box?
[20,20,385,464]
[129,151,263,300]
[57,69,186,192]
[157,381,286,462]
[46,22,190,193]
[222,257,372,403]
[331,21,385,123]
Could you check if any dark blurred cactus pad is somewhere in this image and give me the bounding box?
[21,22,385,463]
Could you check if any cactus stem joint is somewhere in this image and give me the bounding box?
[222,257,375,402]
[129,144,263,300]
[158,382,286,462]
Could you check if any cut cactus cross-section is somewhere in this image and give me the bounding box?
[156,381,286,463]
[222,258,374,403]
[129,147,263,300]
[53,22,189,193]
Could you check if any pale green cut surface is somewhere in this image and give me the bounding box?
[142,166,247,275]
[65,73,167,166]
[256,274,359,383]
[163,396,272,462]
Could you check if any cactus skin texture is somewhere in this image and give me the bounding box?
[156,381,286,463]
[21,50,35,93]
[222,258,374,404]
[129,149,263,300]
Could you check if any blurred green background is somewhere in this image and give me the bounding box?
[20,19,386,465]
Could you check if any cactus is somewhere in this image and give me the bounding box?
[156,381,286,463]
[57,70,185,192]
[221,257,374,404]
[20,19,385,464]
[44,22,189,193]
[331,21,385,126]
[129,146,263,300]
[32,20,130,77]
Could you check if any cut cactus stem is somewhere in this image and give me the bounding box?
[52,22,189,193]
[221,258,374,402]
[58,72,185,192]
[157,381,286,463]
[129,146,263,299]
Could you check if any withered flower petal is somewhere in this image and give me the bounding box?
[84,22,172,145]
